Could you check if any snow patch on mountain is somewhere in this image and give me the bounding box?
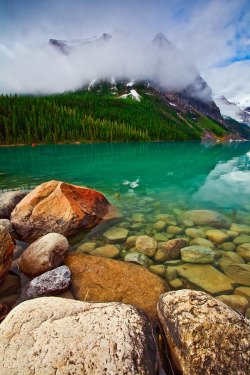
[213,95,250,126]
[120,89,141,101]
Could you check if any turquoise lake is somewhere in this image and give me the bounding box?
[0,141,250,217]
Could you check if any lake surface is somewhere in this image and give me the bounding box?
[1,141,250,216]
[1,141,250,318]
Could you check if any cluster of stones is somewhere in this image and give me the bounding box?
[75,204,250,318]
[0,182,249,373]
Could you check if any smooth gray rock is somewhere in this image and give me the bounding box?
[158,290,250,375]
[18,266,71,303]
[0,297,158,375]
[0,190,26,218]
[181,210,232,228]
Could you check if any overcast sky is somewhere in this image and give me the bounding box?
[0,0,249,107]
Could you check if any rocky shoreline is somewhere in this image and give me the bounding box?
[0,181,249,374]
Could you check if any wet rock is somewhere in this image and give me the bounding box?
[233,235,250,245]
[103,227,129,243]
[153,220,166,232]
[217,294,249,315]
[135,235,157,257]
[0,190,26,219]
[90,245,120,259]
[181,245,215,263]
[157,290,250,375]
[174,264,236,295]
[224,264,250,286]
[124,252,153,268]
[164,259,183,266]
[0,298,158,375]
[0,225,14,285]
[153,233,169,242]
[165,267,177,281]
[185,228,206,239]
[0,302,8,321]
[181,210,232,228]
[230,223,250,235]
[237,243,250,261]
[189,237,215,249]
[18,233,69,278]
[234,286,250,302]
[0,275,21,297]
[221,242,236,251]
[64,252,169,324]
[10,181,118,238]
[218,251,245,272]
[149,264,165,277]
[166,226,183,235]
[56,289,75,300]
[18,266,71,303]
[206,229,229,243]
[132,213,146,223]
[156,214,175,224]
[154,239,187,262]
[0,219,12,233]
[227,230,239,238]
[130,223,144,230]
[76,242,97,253]
[169,278,183,289]
[124,236,138,248]
[182,220,194,228]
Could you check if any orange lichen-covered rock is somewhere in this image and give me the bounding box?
[10,180,119,239]
[0,225,14,285]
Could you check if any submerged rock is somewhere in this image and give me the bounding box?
[218,251,245,272]
[76,242,97,253]
[103,227,129,243]
[206,229,229,244]
[189,237,215,249]
[233,235,250,245]
[64,252,169,324]
[0,190,26,219]
[185,228,206,239]
[10,180,119,238]
[135,235,157,257]
[90,244,120,259]
[224,264,250,286]
[158,290,250,375]
[0,225,14,285]
[18,266,71,303]
[181,210,231,228]
[125,252,153,268]
[237,243,250,261]
[154,239,187,262]
[181,245,215,263]
[217,294,248,315]
[174,263,236,295]
[230,223,250,235]
[18,233,69,278]
[0,298,158,375]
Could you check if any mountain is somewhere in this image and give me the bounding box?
[214,95,250,127]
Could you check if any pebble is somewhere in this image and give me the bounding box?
[206,229,229,244]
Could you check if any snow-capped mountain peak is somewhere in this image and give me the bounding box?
[213,94,250,126]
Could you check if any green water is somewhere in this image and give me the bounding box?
[1,141,250,317]
[0,141,250,215]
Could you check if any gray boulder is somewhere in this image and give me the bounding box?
[0,190,26,218]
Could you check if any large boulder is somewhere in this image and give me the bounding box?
[64,252,169,324]
[181,210,231,228]
[0,190,26,219]
[0,225,14,285]
[0,297,158,375]
[18,233,69,278]
[10,180,119,239]
[158,290,250,375]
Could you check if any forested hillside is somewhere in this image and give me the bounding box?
[1,84,247,144]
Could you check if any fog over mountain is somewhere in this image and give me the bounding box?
[0,31,211,101]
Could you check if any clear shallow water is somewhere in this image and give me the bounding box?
[1,141,250,317]
[0,141,250,216]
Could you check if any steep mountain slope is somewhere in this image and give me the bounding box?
[214,95,250,126]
